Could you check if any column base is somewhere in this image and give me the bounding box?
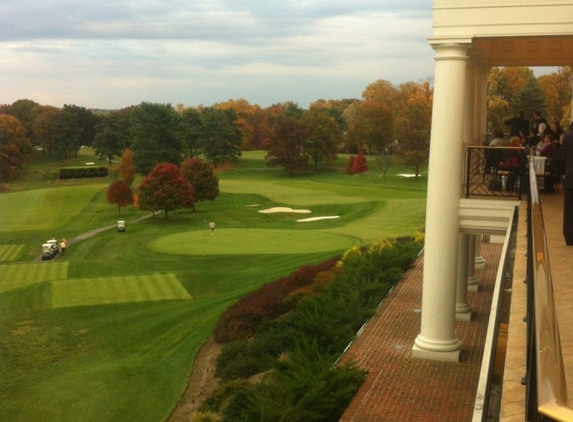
[475,257,486,269]
[411,344,461,362]
[411,334,461,362]
[468,276,480,292]
[455,309,472,321]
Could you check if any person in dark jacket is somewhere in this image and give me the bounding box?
[561,123,573,245]
[504,111,529,137]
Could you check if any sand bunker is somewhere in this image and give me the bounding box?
[297,216,340,222]
[259,207,311,214]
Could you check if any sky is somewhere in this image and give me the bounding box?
[1,1,442,110]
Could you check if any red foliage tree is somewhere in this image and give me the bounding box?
[342,155,355,175]
[137,163,194,218]
[265,116,311,176]
[351,150,369,174]
[107,180,134,216]
[181,157,219,211]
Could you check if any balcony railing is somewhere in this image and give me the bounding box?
[524,157,573,421]
[465,146,527,200]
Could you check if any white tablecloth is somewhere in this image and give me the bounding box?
[533,156,547,173]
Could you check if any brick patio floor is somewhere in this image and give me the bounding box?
[339,187,573,422]
[338,241,502,422]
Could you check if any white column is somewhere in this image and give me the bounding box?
[456,234,472,321]
[412,42,469,362]
[475,235,486,269]
[467,234,480,291]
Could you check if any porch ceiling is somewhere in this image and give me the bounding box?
[473,36,573,68]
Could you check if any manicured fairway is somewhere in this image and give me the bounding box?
[147,228,359,255]
[0,184,107,232]
[0,262,68,293]
[51,274,191,308]
[1,149,428,422]
[0,245,24,261]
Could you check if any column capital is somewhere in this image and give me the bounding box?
[428,38,472,60]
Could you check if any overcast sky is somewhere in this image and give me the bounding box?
[1,1,439,109]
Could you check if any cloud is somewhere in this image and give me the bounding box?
[0,0,435,108]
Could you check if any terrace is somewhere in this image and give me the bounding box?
[338,157,573,421]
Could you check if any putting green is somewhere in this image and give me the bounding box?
[51,273,191,308]
[147,228,357,255]
[0,262,68,293]
[0,245,24,262]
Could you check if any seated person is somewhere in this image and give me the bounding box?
[498,137,522,191]
[485,128,507,173]
[539,133,556,159]
[538,134,557,192]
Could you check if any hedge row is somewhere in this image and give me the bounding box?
[213,257,340,343]
[59,167,108,179]
[203,237,423,422]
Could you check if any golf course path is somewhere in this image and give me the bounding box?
[34,213,154,262]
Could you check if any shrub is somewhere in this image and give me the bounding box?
[215,340,274,382]
[213,257,339,343]
[59,166,108,179]
[207,238,423,422]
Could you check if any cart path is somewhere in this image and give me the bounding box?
[35,213,155,262]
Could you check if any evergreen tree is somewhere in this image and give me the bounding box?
[130,102,186,174]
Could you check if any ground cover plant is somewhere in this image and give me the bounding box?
[203,239,423,421]
[0,148,427,422]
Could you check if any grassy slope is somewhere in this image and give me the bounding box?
[0,149,427,422]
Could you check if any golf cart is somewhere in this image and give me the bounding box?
[117,220,125,232]
[46,238,59,258]
[42,243,54,260]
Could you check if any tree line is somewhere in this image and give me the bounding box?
[1,66,571,181]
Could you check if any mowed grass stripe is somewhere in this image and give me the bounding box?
[0,245,24,261]
[0,262,68,293]
[51,274,191,308]
[0,185,107,232]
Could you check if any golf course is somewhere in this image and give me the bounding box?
[0,148,427,422]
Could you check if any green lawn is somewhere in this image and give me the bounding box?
[0,150,427,422]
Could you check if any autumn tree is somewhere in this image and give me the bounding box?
[0,114,33,180]
[351,150,369,174]
[213,98,257,150]
[137,163,194,218]
[362,79,401,115]
[94,113,125,164]
[107,180,133,216]
[301,107,341,168]
[345,100,394,154]
[487,67,535,131]
[394,81,433,178]
[130,102,186,174]
[119,148,136,186]
[265,117,311,176]
[342,155,355,175]
[538,66,572,124]
[181,157,219,211]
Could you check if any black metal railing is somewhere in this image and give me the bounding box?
[465,146,527,199]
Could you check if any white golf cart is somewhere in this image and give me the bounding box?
[46,238,59,258]
[117,220,126,232]
[42,243,54,260]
